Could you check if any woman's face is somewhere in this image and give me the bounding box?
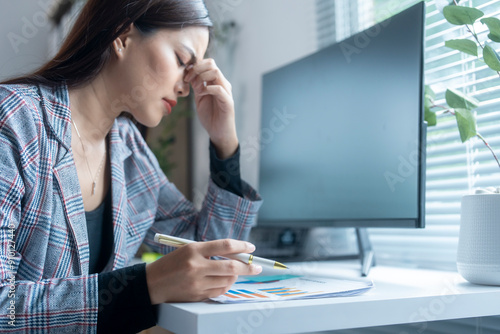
[110,25,209,127]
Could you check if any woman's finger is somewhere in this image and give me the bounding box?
[188,70,232,95]
[185,59,217,80]
[197,239,255,258]
[195,69,220,85]
[202,258,262,276]
[201,275,239,290]
[204,286,234,299]
[186,59,231,87]
[196,85,232,104]
[195,69,231,89]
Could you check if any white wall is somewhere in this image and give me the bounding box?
[0,0,319,206]
[0,0,53,81]
[192,0,318,205]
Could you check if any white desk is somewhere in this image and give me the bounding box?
[157,261,500,334]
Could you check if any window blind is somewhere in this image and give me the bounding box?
[372,0,500,270]
[316,0,500,271]
[315,0,374,49]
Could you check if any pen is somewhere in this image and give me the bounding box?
[154,233,288,270]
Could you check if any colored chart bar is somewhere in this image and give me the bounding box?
[260,288,298,295]
[227,290,253,298]
[236,275,302,284]
[224,293,239,299]
[259,287,285,292]
[264,289,289,294]
[259,287,324,297]
[225,289,269,299]
[237,289,269,298]
[276,291,313,296]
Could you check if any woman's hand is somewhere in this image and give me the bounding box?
[145,239,262,304]
[184,59,238,159]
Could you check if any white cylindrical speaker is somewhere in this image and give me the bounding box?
[457,193,500,286]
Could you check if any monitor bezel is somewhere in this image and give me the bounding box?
[256,2,427,229]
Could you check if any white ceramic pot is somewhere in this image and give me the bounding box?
[457,190,500,286]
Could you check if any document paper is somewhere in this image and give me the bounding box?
[211,275,373,303]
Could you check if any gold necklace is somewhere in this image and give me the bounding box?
[71,119,106,196]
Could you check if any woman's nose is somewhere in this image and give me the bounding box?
[176,78,190,98]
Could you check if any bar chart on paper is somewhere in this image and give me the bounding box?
[211,275,373,303]
[225,289,270,299]
[260,287,322,297]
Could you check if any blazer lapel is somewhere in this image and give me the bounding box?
[106,121,133,270]
[39,84,135,272]
[53,148,90,275]
[39,83,90,274]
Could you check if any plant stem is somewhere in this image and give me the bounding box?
[465,25,500,78]
[476,133,500,169]
[468,23,482,49]
[431,104,454,115]
[431,104,449,110]
[452,0,500,77]
[432,101,499,169]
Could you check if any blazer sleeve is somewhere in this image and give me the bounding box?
[0,88,99,333]
[138,136,263,254]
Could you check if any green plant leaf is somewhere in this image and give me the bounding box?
[481,17,500,43]
[425,85,436,100]
[445,39,478,56]
[454,108,477,143]
[443,5,484,25]
[425,97,433,109]
[425,106,437,126]
[445,88,480,110]
[424,85,437,126]
[424,85,435,113]
[483,43,500,71]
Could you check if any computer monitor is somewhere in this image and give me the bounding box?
[257,2,426,230]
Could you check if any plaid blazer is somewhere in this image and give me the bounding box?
[0,83,262,333]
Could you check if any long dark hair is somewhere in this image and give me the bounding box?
[1,0,212,88]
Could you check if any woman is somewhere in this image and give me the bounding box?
[0,0,262,332]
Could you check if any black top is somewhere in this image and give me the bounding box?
[88,142,243,333]
[86,190,113,274]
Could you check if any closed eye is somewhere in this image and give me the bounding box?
[176,53,186,67]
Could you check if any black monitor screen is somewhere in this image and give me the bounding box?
[257,2,426,228]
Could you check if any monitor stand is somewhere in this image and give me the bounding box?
[356,228,375,277]
[248,226,376,277]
